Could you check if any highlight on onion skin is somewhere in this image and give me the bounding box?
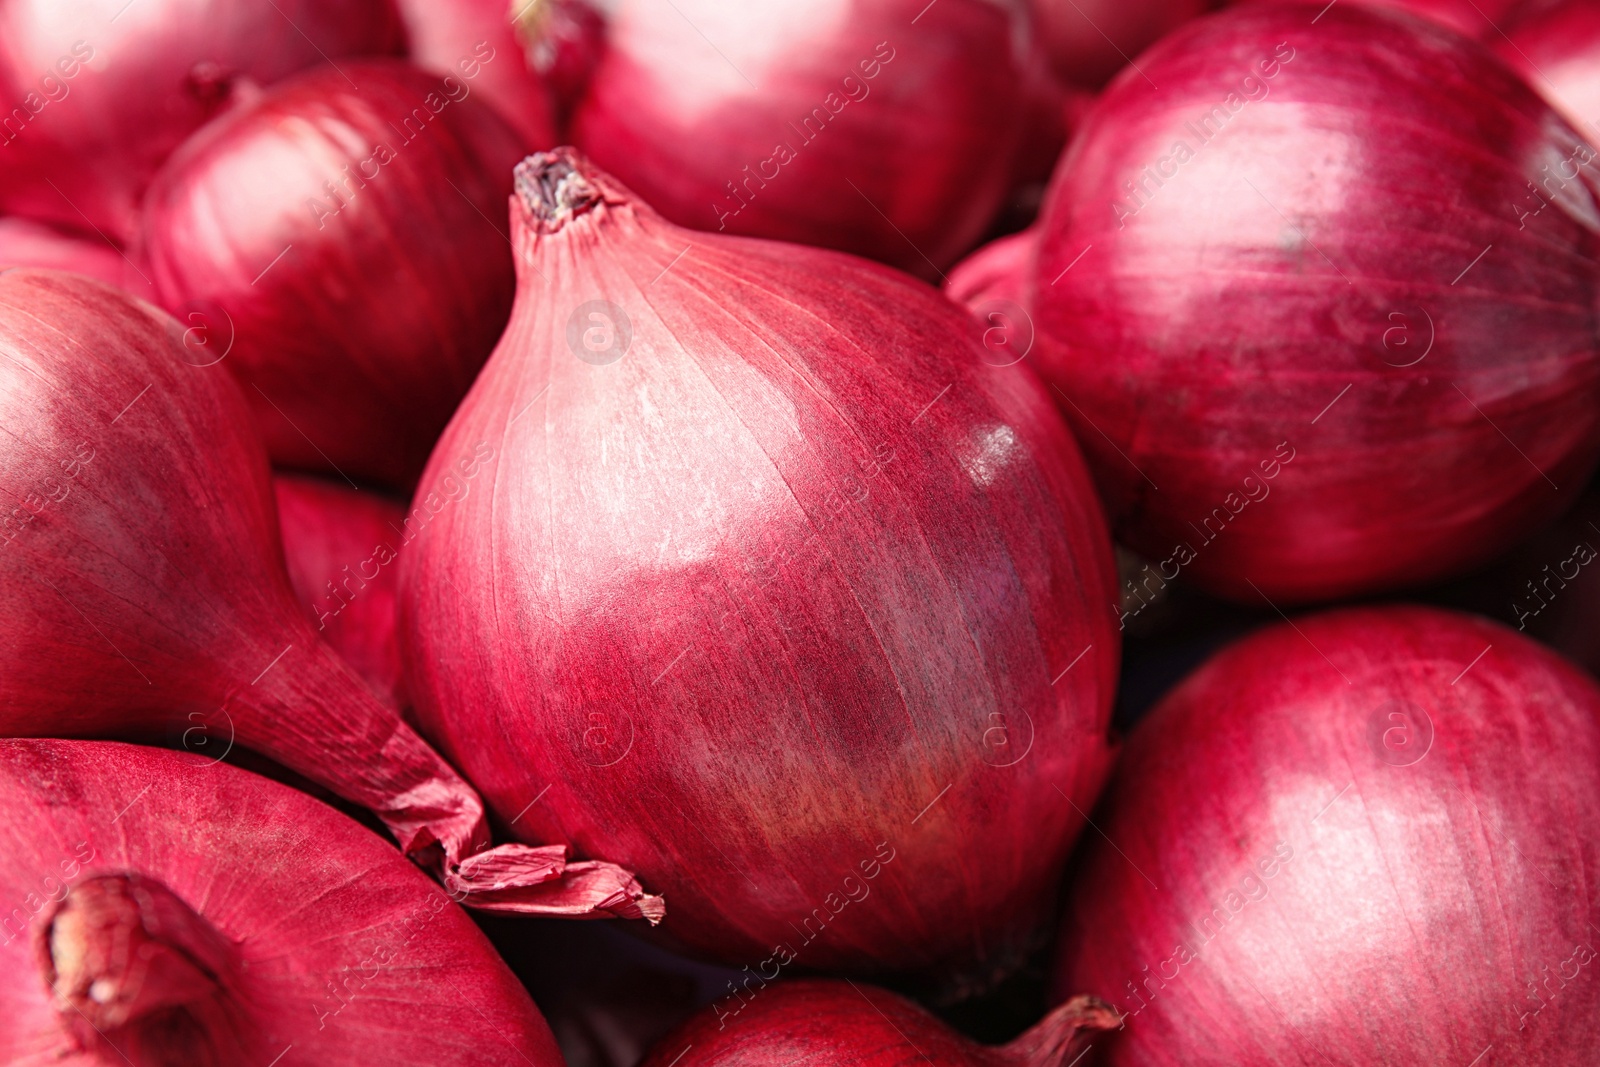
[1033,2,1600,605]
[0,269,660,921]
[571,0,1031,276]
[1053,605,1600,1064]
[639,979,1121,1067]
[1497,0,1600,136]
[274,473,409,713]
[0,739,564,1067]
[141,58,531,488]
[1032,0,1214,88]
[399,149,1120,991]
[393,0,561,146]
[0,0,405,243]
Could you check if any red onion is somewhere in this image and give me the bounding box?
[1053,605,1600,1063]
[0,0,404,243]
[0,215,133,291]
[946,229,1038,377]
[1033,0,1213,88]
[513,0,610,125]
[946,228,1035,312]
[399,149,1119,989]
[571,0,1031,276]
[1230,0,1533,38]
[640,980,1119,1067]
[1033,2,1600,604]
[274,473,408,712]
[1497,0,1600,136]
[393,0,561,145]
[142,58,531,488]
[0,738,563,1066]
[0,269,661,921]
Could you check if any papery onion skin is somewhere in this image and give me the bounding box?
[640,979,1120,1067]
[1032,0,1214,88]
[394,0,560,146]
[1497,0,1600,135]
[571,0,1030,276]
[142,58,530,488]
[400,148,1118,989]
[1033,2,1600,604]
[0,269,660,920]
[0,739,563,1067]
[0,0,405,242]
[1052,605,1600,1064]
[274,473,408,712]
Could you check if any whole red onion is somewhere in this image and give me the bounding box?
[1053,605,1600,1064]
[400,149,1119,989]
[571,0,1031,276]
[0,0,404,242]
[0,738,563,1066]
[1034,2,1600,604]
[1497,0,1600,135]
[0,269,659,921]
[1032,0,1213,88]
[274,473,408,712]
[0,216,133,288]
[142,58,531,488]
[640,980,1119,1067]
[393,0,560,145]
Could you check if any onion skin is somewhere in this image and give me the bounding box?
[1053,605,1600,1064]
[400,149,1119,988]
[945,228,1035,312]
[0,217,137,292]
[517,0,609,126]
[142,59,530,488]
[394,0,560,146]
[946,229,1038,376]
[640,980,1120,1067]
[0,739,563,1066]
[571,0,1030,276]
[0,269,660,920]
[1034,2,1600,604]
[0,0,405,242]
[274,473,408,712]
[1497,1,1600,135]
[1032,0,1214,88]
[1230,0,1533,38]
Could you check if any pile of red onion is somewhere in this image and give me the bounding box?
[4,0,1600,1062]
